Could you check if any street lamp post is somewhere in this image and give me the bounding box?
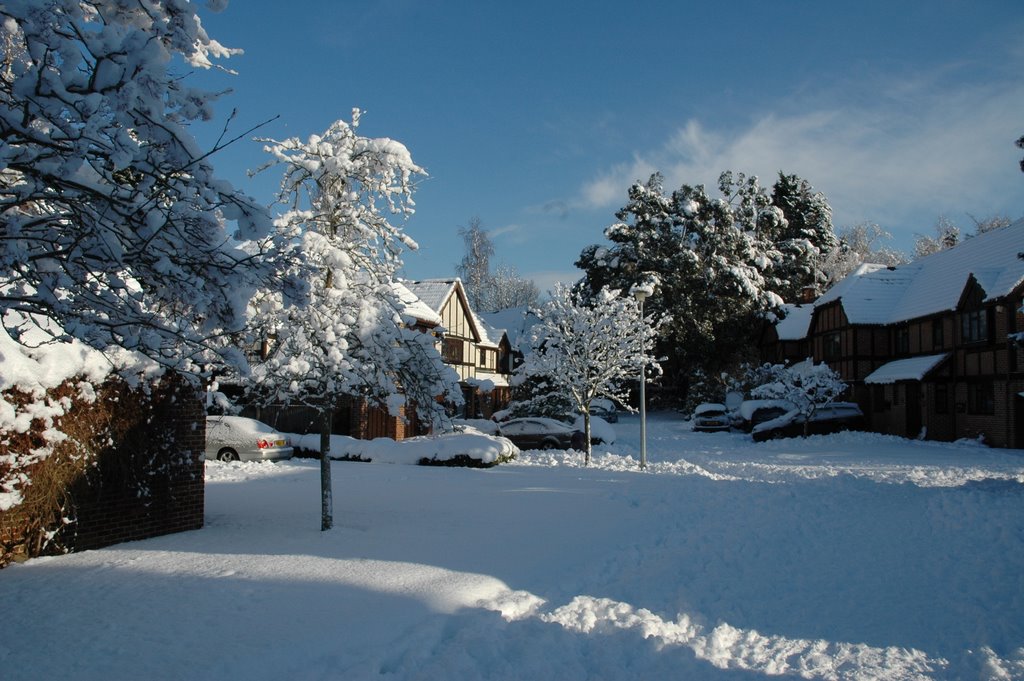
[632,287,650,470]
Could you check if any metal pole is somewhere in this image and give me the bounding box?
[639,296,647,470]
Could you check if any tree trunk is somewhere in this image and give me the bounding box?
[320,406,333,531]
[584,411,592,466]
[803,407,813,438]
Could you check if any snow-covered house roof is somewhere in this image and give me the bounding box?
[864,353,949,384]
[479,307,542,351]
[474,315,505,350]
[391,281,442,327]
[815,220,1024,325]
[403,278,483,342]
[775,304,814,341]
[403,279,457,314]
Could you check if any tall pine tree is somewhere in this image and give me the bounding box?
[577,171,840,403]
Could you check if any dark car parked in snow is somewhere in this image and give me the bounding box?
[730,399,795,433]
[496,417,579,450]
[751,402,865,442]
[692,403,731,432]
[496,417,609,450]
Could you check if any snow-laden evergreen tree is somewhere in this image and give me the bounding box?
[0,0,287,373]
[520,284,662,465]
[767,172,839,301]
[577,171,832,403]
[750,360,847,437]
[248,111,461,530]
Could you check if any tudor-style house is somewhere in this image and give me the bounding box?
[403,279,514,419]
[762,220,1024,448]
[235,278,516,441]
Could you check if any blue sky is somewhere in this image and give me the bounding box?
[191,1,1024,292]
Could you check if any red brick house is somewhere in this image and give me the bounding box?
[763,220,1024,447]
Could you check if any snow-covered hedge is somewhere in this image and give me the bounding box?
[1,374,203,567]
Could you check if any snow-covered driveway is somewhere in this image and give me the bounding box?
[2,412,1022,680]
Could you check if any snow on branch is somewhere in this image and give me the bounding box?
[520,284,663,464]
[0,0,289,377]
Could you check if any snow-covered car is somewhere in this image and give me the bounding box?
[205,416,294,462]
[571,415,616,445]
[692,403,731,432]
[730,399,796,432]
[588,398,619,423]
[496,417,583,450]
[751,402,865,442]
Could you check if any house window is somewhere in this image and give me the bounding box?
[961,308,988,344]
[478,348,493,368]
[442,338,464,364]
[895,327,910,355]
[932,319,944,350]
[823,332,841,359]
[934,384,949,414]
[891,384,901,406]
[967,382,994,415]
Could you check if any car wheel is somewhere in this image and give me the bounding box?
[217,448,239,462]
[540,439,558,450]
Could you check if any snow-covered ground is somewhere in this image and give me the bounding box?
[3,412,1023,680]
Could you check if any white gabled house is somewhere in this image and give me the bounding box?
[403,279,515,419]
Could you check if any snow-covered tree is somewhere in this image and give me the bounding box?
[767,172,840,301]
[750,360,847,436]
[969,214,1013,234]
[248,112,460,530]
[456,216,493,310]
[822,222,908,285]
[520,283,662,465]
[914,216,960,259]
[576,171,827,402]
[455,218,539,313]
[0,0,285,374]
[480,264,540,312]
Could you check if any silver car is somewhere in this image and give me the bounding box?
[205,416,294,462]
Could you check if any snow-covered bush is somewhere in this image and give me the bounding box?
[1,375,202,567]
[750,360,847,436]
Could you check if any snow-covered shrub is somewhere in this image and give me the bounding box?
[1,376,203,567]
[750,360,847,436]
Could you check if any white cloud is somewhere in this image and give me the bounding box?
[577,65,1024,250]
[488,223,526,242]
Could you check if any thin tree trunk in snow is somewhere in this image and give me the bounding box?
[320,407,333,531]
[584,411,592,466]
